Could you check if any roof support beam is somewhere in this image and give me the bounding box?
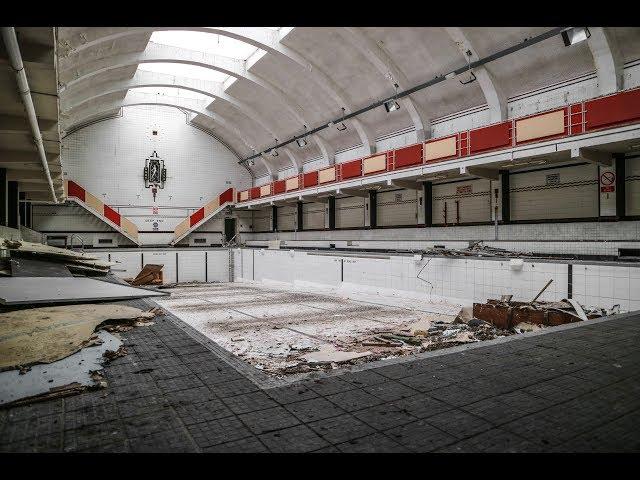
[445,27,507,123]
[571,147,613,167]
[587,27,623,95]
[282,147,302,173]
[315,135,335,165]
[341,27,429,141]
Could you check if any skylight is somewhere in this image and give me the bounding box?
[137,29,277,88]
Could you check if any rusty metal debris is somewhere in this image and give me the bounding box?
[126,264,164,286]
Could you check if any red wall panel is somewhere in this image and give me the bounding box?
[586,88,640,130]
[250,187,260,199]
[303,171,318,187]
[103,205,121,227]
[190,207,204,227]
[272,180,286,194]
[469,122,511,154]
[219,188,234,204]
[394,144,423,168]
[67,180,85,202]
[570,104,584,135]
[341,159,362,179]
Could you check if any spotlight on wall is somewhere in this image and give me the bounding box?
[336,122,347,131]
[296,138,308,148]
[247,159,255,167]
[384,99,401,113]
[270,149,279,157]
[561,27,590,47]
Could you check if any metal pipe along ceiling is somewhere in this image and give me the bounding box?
[240,26,571,164]
[1,27,58,203]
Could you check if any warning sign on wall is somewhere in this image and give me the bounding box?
[600,171,615,193]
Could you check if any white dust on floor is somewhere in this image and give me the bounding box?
[154,281,463,376]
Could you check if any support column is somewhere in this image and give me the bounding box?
[423,181,433,227]
[615,155,626,220]
[25,201,32,229]
[328,196,336,230]
[296,201,303,231]
[369,190,377,228]
[271,205,278,232]
[19,192,26,227]
[499,170,510,224]
[7,181,19,229]
[0,168,7,226]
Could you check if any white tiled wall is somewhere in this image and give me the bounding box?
[233,248,638,310]
[572,264,640,312]
[60,105,252,243]
[177,251,206,283]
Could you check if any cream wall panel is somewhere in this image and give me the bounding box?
[240,190,249,201]
[516,109,565,142]
[425,136,456,161]
[260,185,271,197]
[318,167,336,184]
[285,177,299,191]
[363,154,386,174]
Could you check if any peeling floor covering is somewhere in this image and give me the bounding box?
[154,282,463,376]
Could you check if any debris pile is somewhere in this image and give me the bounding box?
[125,264,164,286]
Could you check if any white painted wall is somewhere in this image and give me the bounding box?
[60,105,252,244]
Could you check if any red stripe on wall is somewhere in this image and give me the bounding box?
[469,122,511,154]
[219,188,234,205]
[250,187,260,199]
[67,181,85,202]
[341,159,362,179]
[394,144,423,168]
[586,88,640,130]
[303,171,318,187]
[103,205,121,227]
[190,207,204,227]
[273,180,286,194]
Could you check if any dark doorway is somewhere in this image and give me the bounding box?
[224,217,236,243]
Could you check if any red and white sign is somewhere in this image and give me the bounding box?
[152,206,159,214]
[600,171,615,193]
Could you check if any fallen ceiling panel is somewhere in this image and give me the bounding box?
[0,277,168,305]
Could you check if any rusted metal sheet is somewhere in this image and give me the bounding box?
[473,300,581,329]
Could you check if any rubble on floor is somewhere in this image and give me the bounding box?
[472,298,614,329]
[125,264,164,286]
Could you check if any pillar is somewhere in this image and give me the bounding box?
[7,181,19,229]
[423,181,433,227]
[499,170,510,224]
[369,190,377,228]
[615,155,626,219]
[271,205,278,232]
[296,201,303,231]
[0,168,6,226]
[328,196,336,230]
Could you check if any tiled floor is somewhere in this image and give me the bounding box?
[1,301,639,453]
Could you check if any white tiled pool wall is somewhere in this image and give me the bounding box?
[232,248,640,312]
[91,247,639,312]
[240,220,640,257]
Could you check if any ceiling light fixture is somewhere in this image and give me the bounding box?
[384,83,401,113]
[335,107,348,132]
[297,125,308,148]
[271,149,279,157]
[561,27,590,47]
[459,50,477,85]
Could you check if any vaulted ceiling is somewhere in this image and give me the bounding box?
[56,27,640,179]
